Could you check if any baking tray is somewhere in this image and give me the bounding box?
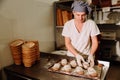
[98,60,110,80]
[46,59,104,80]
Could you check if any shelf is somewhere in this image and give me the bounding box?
[94,6,120,11]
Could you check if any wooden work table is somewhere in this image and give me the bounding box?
[4,52,120,80]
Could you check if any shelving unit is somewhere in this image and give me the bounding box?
[53,0,73,50]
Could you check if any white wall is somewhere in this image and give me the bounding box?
[0,0,58,79]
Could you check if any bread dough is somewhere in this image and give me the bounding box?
[87,67,98,77]
[61,59,68,66]
[61,64,72,72]
[70,60,77,68]
[52,63,61,71]
[74,66,84,75]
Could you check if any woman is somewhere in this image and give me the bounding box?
[62,0,100,67]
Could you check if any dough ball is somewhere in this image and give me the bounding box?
[74,66,84,75]
[61,64,72,72]
[83,62,89,69]
[70,60,77,68]
[61,59,68,66]
[87,67,98,77]
[52,63,61,71]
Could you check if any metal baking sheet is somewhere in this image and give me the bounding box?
[48,66,102,80]
[46,59,103,80]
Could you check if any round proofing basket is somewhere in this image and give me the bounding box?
[32,41,40,60]
[22,57,35,67]
[23,58,33,67]
[23,62,32,67]
[22,42,35,49]
[22,51,36,62]
[10,39,24,47]
[22,49,36,54]
[14,59,22,65]
[12,54,22,65]
[22,52,36,61]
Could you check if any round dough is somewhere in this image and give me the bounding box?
[61,59,68,66]
[70,60,77,68]
[52,63,61,71]
[87,67,98,77]
[74,66,84,75]
[61,64,72,72]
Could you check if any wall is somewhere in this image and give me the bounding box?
[0,0,58,79]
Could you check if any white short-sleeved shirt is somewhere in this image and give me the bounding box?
[62,19,100,56]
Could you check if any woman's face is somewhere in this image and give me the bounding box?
[73,11,87,22]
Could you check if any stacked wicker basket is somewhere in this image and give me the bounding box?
[10,39,24,65]
[9,39,40,67]
[26,41,40,61]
